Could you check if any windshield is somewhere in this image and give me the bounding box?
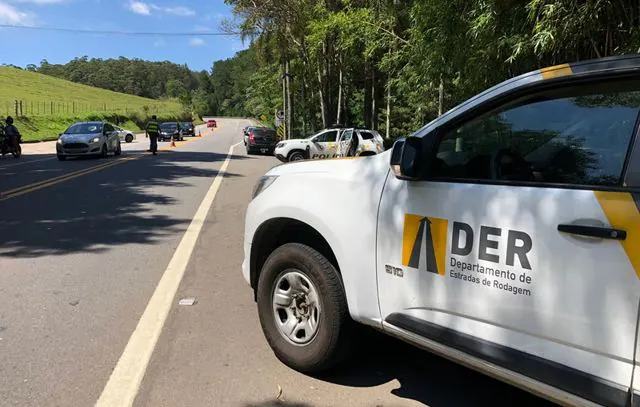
[181,122,193,128]
[64,123,102,134]
[160,123,177,131]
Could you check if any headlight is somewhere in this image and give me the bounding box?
[276,142,284,149]
[252,175,278,200]
[56,138,63,144]
[92,137,100,143]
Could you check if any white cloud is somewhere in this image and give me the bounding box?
[127,2,195,17]
[128,1,150,15]
[0,2,34,25]
[189,37,205,46]
[163,6,194,16]
[153,38,165,47]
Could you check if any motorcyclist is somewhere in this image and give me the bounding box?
[4,116,21,151]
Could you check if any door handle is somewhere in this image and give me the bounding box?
[557,224,626,240]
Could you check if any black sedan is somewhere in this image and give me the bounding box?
[158,122,184,142]
[180,121,195,136]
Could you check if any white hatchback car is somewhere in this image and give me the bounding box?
[115,125,136,143]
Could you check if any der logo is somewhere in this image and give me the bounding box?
[402,214,448,275]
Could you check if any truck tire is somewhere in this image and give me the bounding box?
[256,243,353,373]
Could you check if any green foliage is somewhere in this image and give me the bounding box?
[219,0,640,141]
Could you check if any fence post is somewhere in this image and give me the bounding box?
[15,100,18,117]
[51,101,54,114]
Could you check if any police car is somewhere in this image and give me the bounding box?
[335,128,385,157]
[273,127,344,162]
[243,56,640,407]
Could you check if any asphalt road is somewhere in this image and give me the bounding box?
[0,118,557,407]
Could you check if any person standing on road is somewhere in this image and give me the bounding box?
[146,115,160,155]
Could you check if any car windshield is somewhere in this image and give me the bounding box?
[161,123,177,130]
[64,123,102,134]
[181,122,192,128]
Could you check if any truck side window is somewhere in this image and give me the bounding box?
[433,83,640,187]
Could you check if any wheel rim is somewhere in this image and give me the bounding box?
[272,270,321,345]
[290,153,303,161]
[126,135,133,143]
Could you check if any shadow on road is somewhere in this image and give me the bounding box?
[314,327,558,407]
[0,150,248,258]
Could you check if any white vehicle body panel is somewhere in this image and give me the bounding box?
[336,129,385,157]
[376,175,640,388]
[243,155,390,322]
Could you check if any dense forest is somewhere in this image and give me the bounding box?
[209,0,640,139]
[30,57,200,100]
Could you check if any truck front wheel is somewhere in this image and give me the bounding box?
[256,243,353,373]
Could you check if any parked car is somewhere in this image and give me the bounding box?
[115,125,136,143]
[56,121,121,161]
[246,127,278,155]
[180,121,195,136]
[207,119,217,128]
[242,56,640,407]
[243,125,261,146]
[335,128,385,157]
[273,128,344,162]
[158,122,183,142]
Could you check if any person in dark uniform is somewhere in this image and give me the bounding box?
[4,116,21,151]
[146,115,160,155]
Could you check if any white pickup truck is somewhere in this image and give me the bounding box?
[243,56,640,407]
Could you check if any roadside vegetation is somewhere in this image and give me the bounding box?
[207,0,640,140]
[0,67,192,142]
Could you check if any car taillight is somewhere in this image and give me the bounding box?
[249,132,255,143]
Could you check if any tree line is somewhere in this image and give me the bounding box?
[212,0,640,139]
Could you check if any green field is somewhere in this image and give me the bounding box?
[0,67,188,142]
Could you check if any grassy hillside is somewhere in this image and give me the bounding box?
[0,67,188,142]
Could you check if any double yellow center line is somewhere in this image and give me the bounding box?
[0,133,204,201]
[0,155,141,201]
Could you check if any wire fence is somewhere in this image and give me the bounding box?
[3,99,168,117]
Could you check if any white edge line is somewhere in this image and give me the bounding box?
[95,140,243,407]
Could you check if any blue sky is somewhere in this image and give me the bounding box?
[0,0,248,71]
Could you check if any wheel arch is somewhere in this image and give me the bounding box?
[250,217,342,300]
[359,151,376,157]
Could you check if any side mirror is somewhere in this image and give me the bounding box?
[390,136,424,180]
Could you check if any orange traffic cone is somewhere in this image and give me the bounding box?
[197,130,202,137]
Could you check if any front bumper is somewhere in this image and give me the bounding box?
[56,142,102,156]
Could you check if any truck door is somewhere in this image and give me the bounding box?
[377,78,640,406]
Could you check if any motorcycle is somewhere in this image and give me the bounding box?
[0,124,22,158]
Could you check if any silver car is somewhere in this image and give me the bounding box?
[56,121,122,161]
[115,125,136,143]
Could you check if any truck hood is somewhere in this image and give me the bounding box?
[266,150,391,177]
